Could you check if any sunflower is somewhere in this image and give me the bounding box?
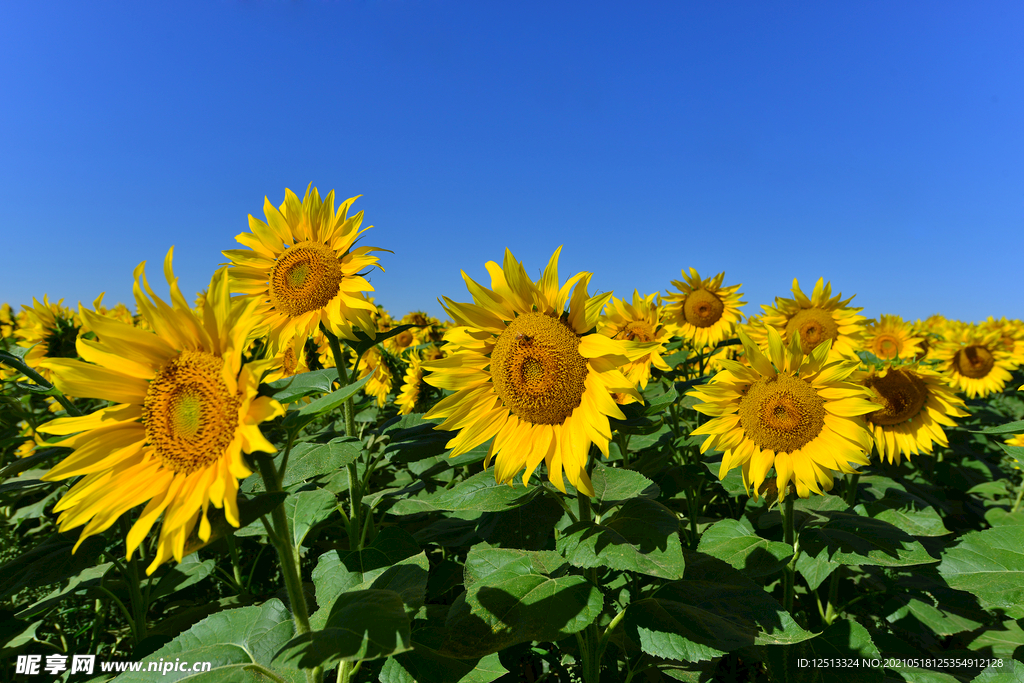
[663,269,745,348]
[36,250,284,575]
[856,364,968,464]
[752,278,866,358]
[598,291,671,396]
[422,248,655,496]
[14,296,82,382]
[222,185,386,351]
[396,353,426,415]
[264,333,313,383]
[688,327,877,500]
[932,328,1022,399]
[861,315,923,361]
[1,302,16,338]
[351,345,394,408]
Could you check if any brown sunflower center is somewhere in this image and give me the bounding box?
[620,320,654,342]
[865,369,928,426]
[871,334,903,360]
[269,240,344,317]
[738,373,826,453]
[491,312,588,425]
[683,289,724,328]
[395,330,414,348]
[954,345,995,379]
[785,308,839,353]
[143,350,242,475]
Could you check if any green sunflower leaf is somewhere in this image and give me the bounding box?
[379,646,508,683]
[296,373,371,418]
[414,470,542,512]
[760,617,882,683]
[557,498,686,580]
[589,463,659,509]
[938,526,1024,618]
[970,420,1024,435]
[798,510,938,568]
[697,518,794,578]
[971,658,1024,682]
[273,589,413,670]
[112,599,305,683]
[264,368,340,403]
[438,547,603,658]
[623,552,814,664]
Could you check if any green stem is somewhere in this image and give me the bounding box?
[0,354,81,416]
[94,585,135,643]
[256,455,321,683]
[577,490,601,683]
[120,517,148,643]
[1011,476,1024,514]
[823,472,861,623]
[783,495,796,613]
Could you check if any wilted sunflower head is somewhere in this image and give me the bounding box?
[222,185,388,351]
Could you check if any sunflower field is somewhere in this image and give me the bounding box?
[2,186,1023,683]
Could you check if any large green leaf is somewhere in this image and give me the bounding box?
[622,552,814,664]
[799,510,938,568]
[439,546,603,658]
[379,647,508,683]
[761,618,881,683]
[938,526,1024,617]
[150,555,216,602]
[295,373,371,418]
[284,489,337,549]
[476,494,565,550]
[589,463,658,510]
[310,549,429,630]
[697,518,793,578]
[0,530,108,600]
[278,437,362,489]
[557,498,686,580]
[264,369,339,403]
[273,589,413,669]
[968,619,1024,659]
[15,563,113,619]
[414,470,543,512]
[972,659,1024,683]
[112,599,303,683]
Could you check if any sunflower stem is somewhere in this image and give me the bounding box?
[1011,476,1024,514]
[783,495,796,613]
[255,455,320,683]
[119,516,148,644]
[577,490,602,683]
[823,473,861,624]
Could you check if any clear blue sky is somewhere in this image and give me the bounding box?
[2,1,1021,325]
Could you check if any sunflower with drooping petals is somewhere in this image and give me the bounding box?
[663,269,745,348]
[933,329,1022,398]
[688,327,877,500]
[36,250,284,575]
[352,346,394,408]
[396,353,426,415]
[598,291,672,396]
[861,315,923,361]
[752,278,866,358]
[422,248,656,496]
[222,185,387,351]
[856,364,968,464]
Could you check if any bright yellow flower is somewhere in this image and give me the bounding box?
[14,296,82,383]
[37,250,283,575]
[422,248,655,496]
[933,328,1022,399]
[663,269,745,348]
[396,353,425,415]
[752,278,866,358]
[857,364,968,464]
[222,185,386,351]
[688,327,876,500]
[598,291,672,397]
[352,345,393,408]
[861,315,923,361]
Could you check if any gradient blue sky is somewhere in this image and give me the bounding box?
[2,1,1021,325]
